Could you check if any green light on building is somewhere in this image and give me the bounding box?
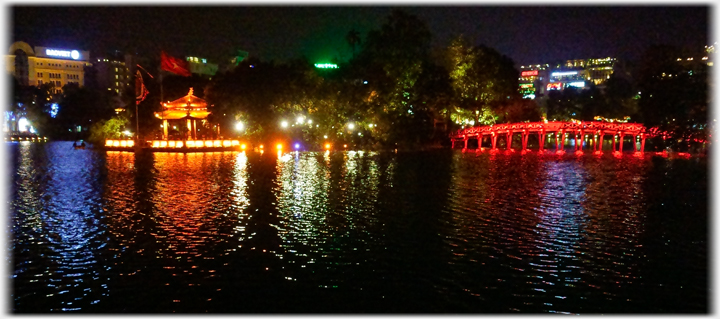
[314,63,338,69]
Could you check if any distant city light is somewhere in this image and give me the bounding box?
[17,118,30,132]
[314,63,338,69]
[49,103,59,118]
[323,135,328,139]
[568,81,585,88]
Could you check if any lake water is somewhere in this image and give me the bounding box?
[8,141,708,313]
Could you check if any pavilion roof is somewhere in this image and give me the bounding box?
[165,88,208,110]
[155,88,211,120]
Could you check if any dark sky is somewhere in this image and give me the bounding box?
[11,5,710,66]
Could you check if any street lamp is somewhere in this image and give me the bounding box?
[281,120,288,128]
[296,116,304,124]
[348,123,355,130]
[235,121,244,131]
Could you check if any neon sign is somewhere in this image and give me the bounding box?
[314,63,338,69]
[519,83,534,88]
[521,70,538,77]
[46,49,80,60]
[551,71,577,77]
[547,82,563,90]
[567,81,585,88]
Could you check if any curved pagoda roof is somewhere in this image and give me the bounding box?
[154,88,211,120]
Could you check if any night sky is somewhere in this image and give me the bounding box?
[10,5,711,66]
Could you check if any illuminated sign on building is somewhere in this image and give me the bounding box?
[547,82,563,90]
[521,70,538,77]
[46,49,80,60]
[567,81,585,88]
[550,71,577,77]
[314,63,338,69]
[519,83,534,88]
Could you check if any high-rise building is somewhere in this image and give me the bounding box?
[6,41,91,94]
[92,51,131,96]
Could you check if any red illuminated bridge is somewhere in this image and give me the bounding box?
[450,121,657,152]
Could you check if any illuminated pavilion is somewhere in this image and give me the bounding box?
[155,88,211,140]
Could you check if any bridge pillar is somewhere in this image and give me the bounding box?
[491,133,497,150]
[641,134,646,152]
[619,133,624,152]
[522,132,528,150]
[464,138,469,149]
[612,134,616,151]
[599,131,604,152]
[575,131,580,151]
[506,133,512,150]
[539,132,545,151]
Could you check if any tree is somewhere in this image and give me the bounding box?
[635,45,708,150]
[446,36,519,126]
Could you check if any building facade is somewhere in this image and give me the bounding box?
[186,56,218,77]
[92,52,131,96]
[6,41,91,94]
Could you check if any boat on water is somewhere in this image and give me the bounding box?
[73,140,86,149]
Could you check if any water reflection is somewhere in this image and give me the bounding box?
[9,144,706,313]
[11,142,107,311]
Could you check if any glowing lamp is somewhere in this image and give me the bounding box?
[276,143,282,150]
[128,140,134,147]
[223,140,231,147]
[195,141,203,148]
[106,140,113,147]
[213,140,221,147]
[205,141,213,147]
[120,140,127,147]
[294,143,300,150]
[260,145,264,149]
[152,141,159,148]
[231,140,240,146]
[169,141,176,148]
[187,140,195,147]
[325,143,331,150]
[241,144,247,150]
[343,144,347,148]
[176,141,183,148]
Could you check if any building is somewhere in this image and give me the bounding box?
[92,51,131,96]
[186,56,218,77]
[518,64,550,99]
[6,41,91,94]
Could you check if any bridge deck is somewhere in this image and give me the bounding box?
[450,121,655,152]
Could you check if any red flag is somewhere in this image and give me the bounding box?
[135,70,149,105]
[161,51,191,77]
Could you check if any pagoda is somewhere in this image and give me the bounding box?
[154,88,211,140]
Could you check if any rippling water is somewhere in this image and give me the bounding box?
[9,141,708,313]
